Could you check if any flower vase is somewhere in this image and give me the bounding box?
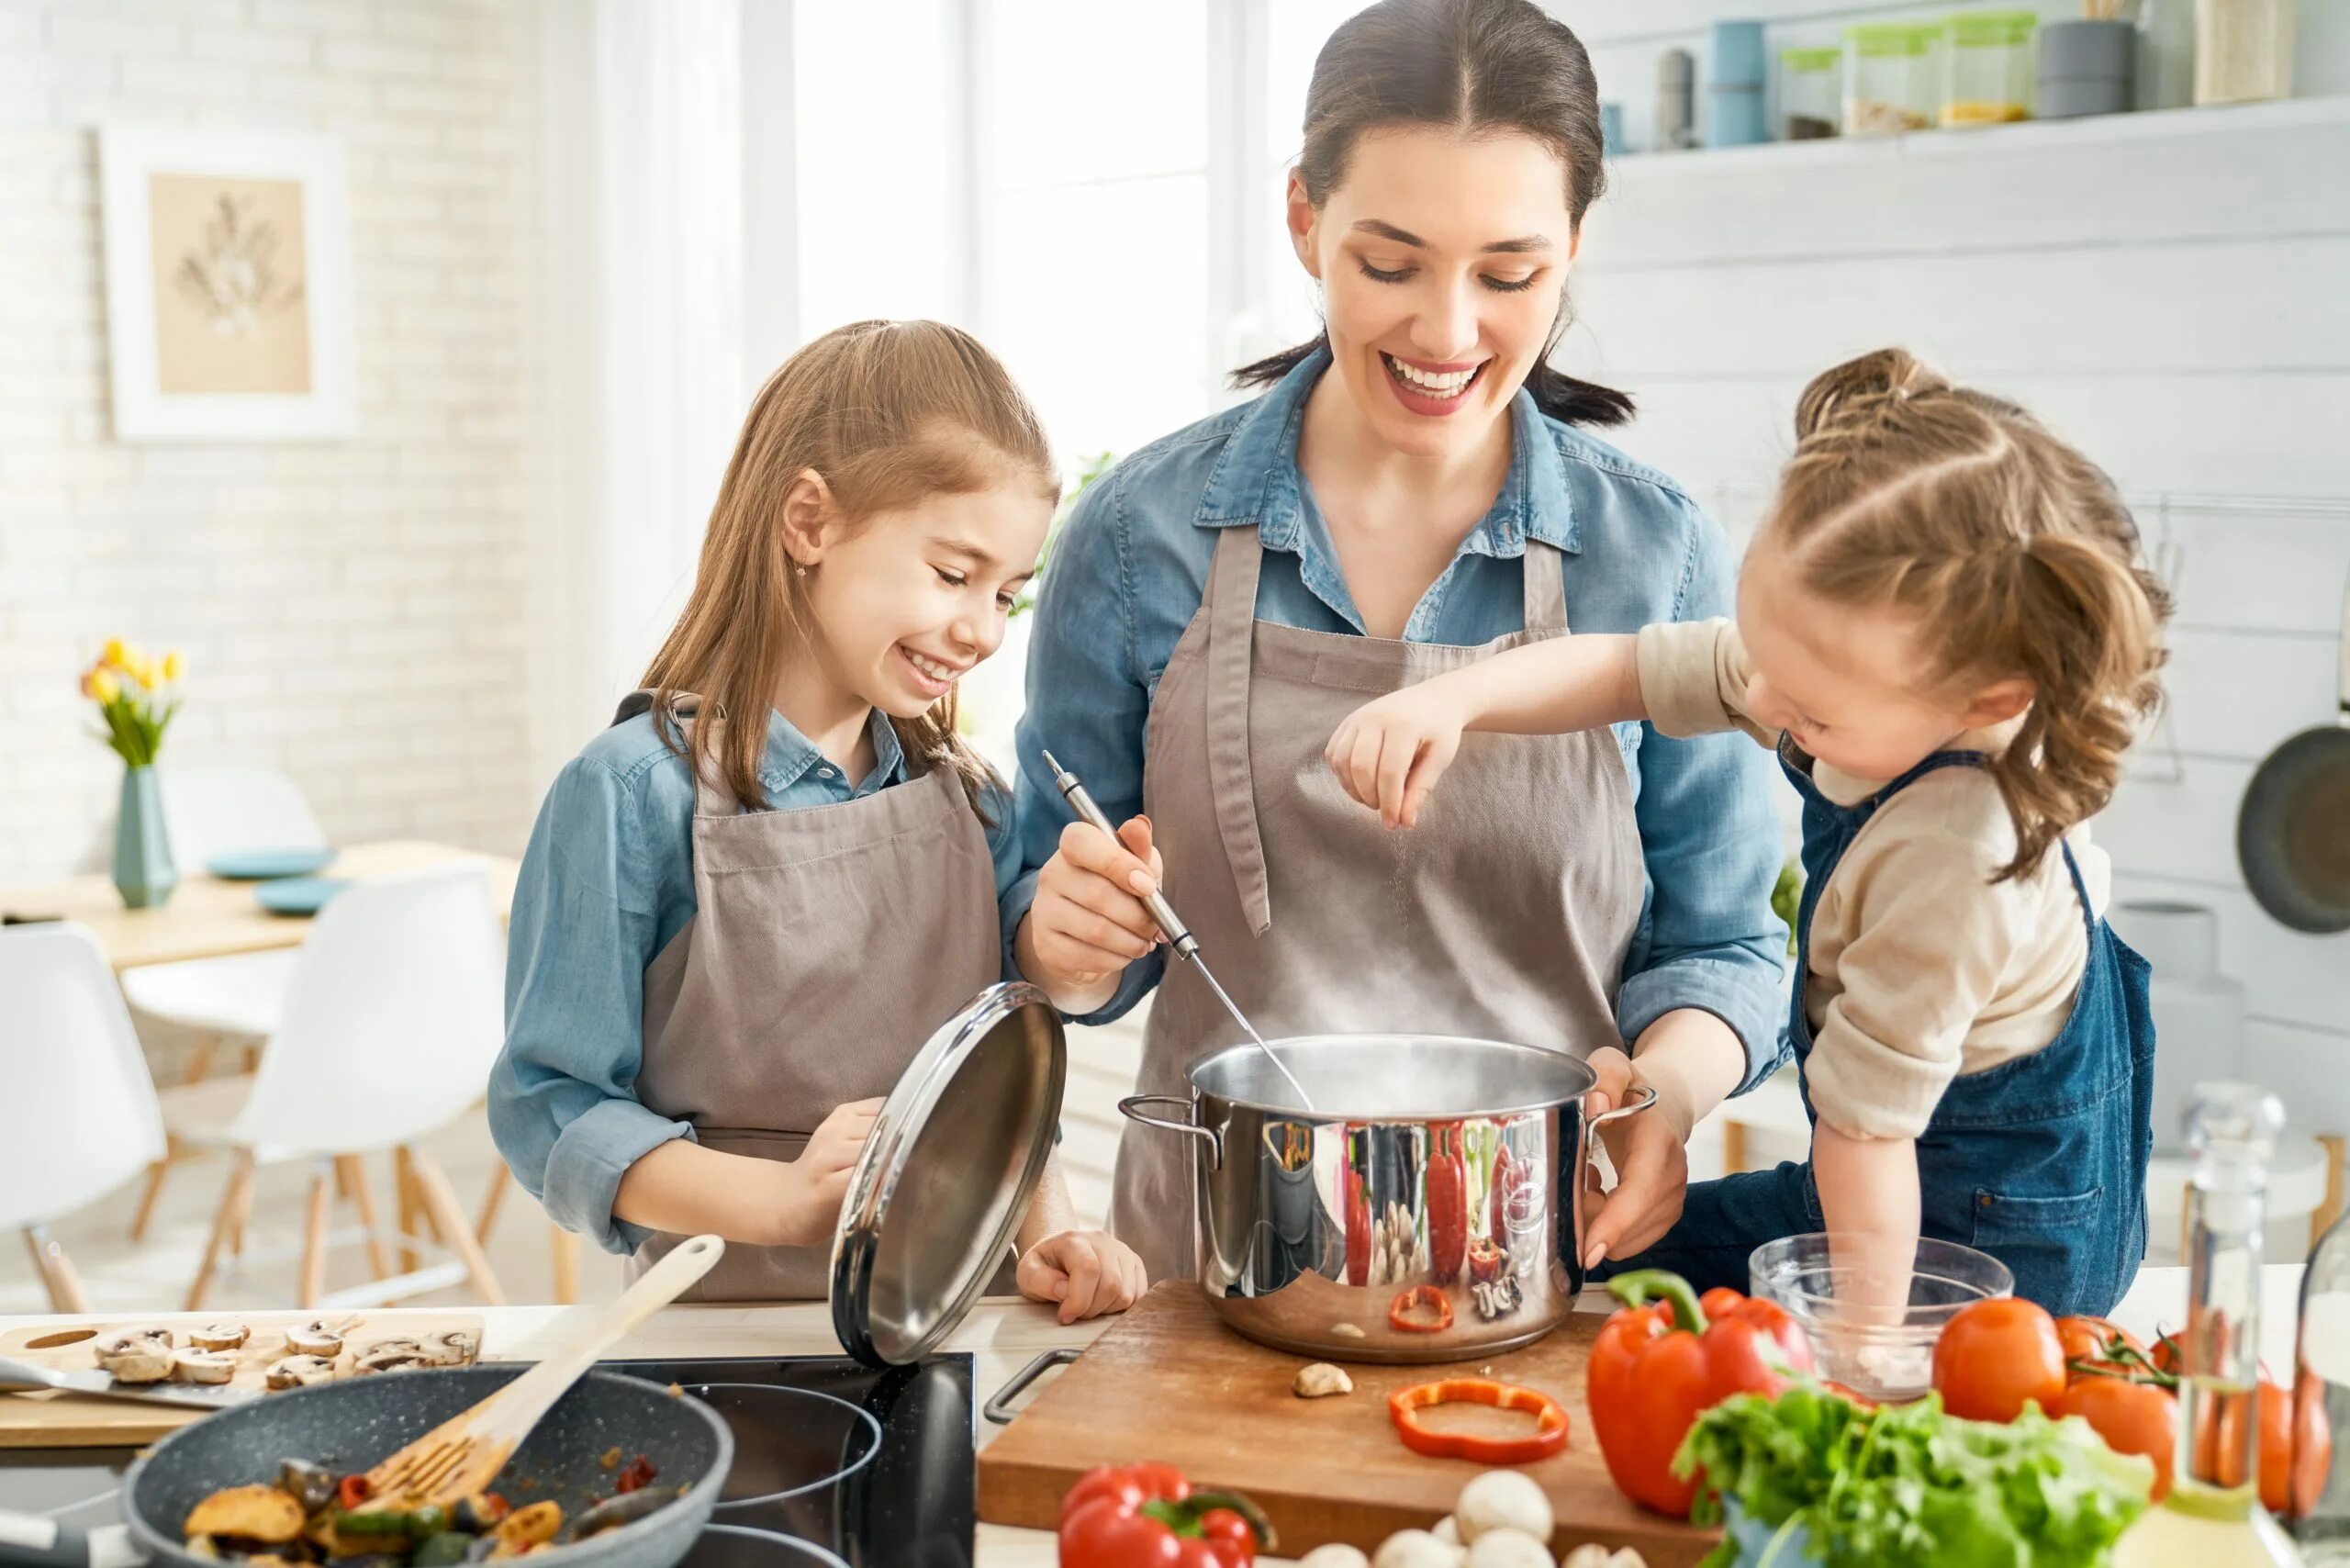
[114,765,176,909]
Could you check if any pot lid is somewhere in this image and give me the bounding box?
[831,981,1066,1366]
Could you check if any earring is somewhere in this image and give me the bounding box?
[791,561,808,578]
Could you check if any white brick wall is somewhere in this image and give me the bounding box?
[0,0,542,879]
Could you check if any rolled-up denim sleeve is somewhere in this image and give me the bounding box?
[1615,503,1790,1092]
[1002,467,1167,1022]
[487,756,692,1255]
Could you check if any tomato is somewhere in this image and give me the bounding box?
[1932,1297,2068,1423]
[2293,1367,2335,1520]
[2204,1378,2330,1515]
[2055,1377,2178,1500]
[2056,1316,2149,1382]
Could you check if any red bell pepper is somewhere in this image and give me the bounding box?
[1389,1377,1571,1465]
[1467,1236,1506,1285]
[1388,1284,1454,1333]
[1426,1123,1467,1282]
[1489,1142,1520,1239]
[1344,1136,1370,1289]
[1058,1463,1273,1568]
[1587,1270,1813,1518]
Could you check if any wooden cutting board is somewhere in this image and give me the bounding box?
[0,1310,486,1449]
[976,1282,1719,1565]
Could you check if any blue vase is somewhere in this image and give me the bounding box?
[114,765,177,909]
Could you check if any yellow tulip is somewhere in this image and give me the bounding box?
[101,637,128,668]
[90,667,120,704]
[128,655,157,690]
[161,649,185,685]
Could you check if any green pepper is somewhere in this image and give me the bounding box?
[412,1533,474,1567]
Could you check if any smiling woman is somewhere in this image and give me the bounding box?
[1005,0,1790,1289]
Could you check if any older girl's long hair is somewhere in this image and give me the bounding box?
[642,319,1057,812]
[1766,347,2170,881]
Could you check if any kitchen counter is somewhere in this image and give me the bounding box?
[0,1264,2302,1566]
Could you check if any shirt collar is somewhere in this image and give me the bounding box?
[1193,342,1580,557]
[757,705,907,794]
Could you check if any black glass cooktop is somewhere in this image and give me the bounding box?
[0,1355,975,1568]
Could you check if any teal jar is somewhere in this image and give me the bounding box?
[114,765,177,908]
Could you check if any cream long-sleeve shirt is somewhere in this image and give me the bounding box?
[1636,619,2109,1141]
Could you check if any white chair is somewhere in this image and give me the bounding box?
[0,924,169,1311]
[165,864,510,1310]
[122,767,329,1236]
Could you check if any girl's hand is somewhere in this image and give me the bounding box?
[774,1097,883,1246]
[1017,1228,1148,1324]
[1018,815,1165,1013]
[1324,687,1467,829]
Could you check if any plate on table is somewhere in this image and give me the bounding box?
[207,847,336,879]
[252,877,350,916]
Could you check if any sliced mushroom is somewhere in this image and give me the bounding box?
[285,1318,350,1359]
[353,1339,434,1375]
[1294,1361,1354,1398]
[264,1355,338,1392]
[173,1348,239,1385]
[188,1322,250,1353]
[95,1328,177,1384]
[420,1329,478,1367]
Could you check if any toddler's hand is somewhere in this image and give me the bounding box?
[1324,687,1466,828]
[1017,1228,1148,1324]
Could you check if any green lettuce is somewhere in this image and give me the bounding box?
[1675,1384,2155,1567]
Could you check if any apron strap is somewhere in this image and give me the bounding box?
[1205,526,1275,936]
[2057,836,2098,939]
[1522,540,1570,635]
[615,689,741,815]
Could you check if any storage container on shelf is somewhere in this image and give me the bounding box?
[1942,9,2036,127]
[1844,23,1941,136]
[1780,47,1841,139]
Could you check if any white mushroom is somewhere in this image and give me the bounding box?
[1463,1528,1552,1568]
[1455,1470,1553,1546]
[1297,1549,1375,1568]
[353,1340,433,1375]
[263,1355,336,1391]
[171,1348,239,1385]
[420,1329,478,1366]
[1561,1549,1648,1568]
[1294,1362,1354,1399]
[1372,1529,1463,1568]
[188,1323,249,1353]
[285,1319,349,1358]
[95,1329,175,1384]
[1431,1518,1460,1547]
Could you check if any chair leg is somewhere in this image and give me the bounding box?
[185,1151,256,1312]
[550,1224,579,1306]
[182,1034,219,1084]
[129,1135,179,1242]
[406,1148,507,1307]
[475,1163,509,1247]
[298,1160,331,1308]
[337,1154,394,1281]
[22,1226,90,1315]
[393,1147,421,1271]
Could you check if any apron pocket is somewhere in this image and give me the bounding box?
[1968,1185,2111,1313]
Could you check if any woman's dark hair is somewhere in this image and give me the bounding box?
[1233,0,1632,427]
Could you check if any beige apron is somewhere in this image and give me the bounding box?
[623,694,1005,1302]
[1119,526,1648,1282]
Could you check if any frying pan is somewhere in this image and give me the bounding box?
[0,1367,732,1568]
[2237,574,2350,934]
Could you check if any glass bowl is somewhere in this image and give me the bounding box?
[1749,1233,2013,1402]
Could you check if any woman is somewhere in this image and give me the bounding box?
[1009,0,1788,1285]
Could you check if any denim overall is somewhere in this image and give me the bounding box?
[1606,747,2156,1316]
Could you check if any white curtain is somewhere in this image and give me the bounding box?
[528,0,748,783]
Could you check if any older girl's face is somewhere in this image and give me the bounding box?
[1289,126,1579,460]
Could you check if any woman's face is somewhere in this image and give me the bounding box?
[1291,126,1579,460]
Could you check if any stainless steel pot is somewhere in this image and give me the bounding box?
[1120,1034,1654,1362]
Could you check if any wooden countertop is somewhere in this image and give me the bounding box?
[0,1265,2300,1566]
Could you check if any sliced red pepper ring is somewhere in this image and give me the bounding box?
[1388,1377,1571,1465]
[1388,1284,1454,1333]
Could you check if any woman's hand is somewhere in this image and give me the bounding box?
[1578,1047,1690,1269]
[1324,686,1468,829]
[772,1098,883,1246]
[1018,1229,1148,1324]
[1016,815,1165,1014]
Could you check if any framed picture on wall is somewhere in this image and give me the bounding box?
[98,126,354,442]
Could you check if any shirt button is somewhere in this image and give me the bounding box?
[817,767,835,779]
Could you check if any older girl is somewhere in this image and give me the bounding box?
[492,320,1146,1316]
[1329,348,2166,1313]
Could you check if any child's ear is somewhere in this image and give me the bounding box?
[1960,677,2035,730]
[779,469,835,568]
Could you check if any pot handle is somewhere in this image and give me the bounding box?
[1590,1082,1659,1131]
[1118,1093,1223,1171]
[981,1347,1081,1425]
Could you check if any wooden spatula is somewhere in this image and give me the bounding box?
[363,1235,722,1506]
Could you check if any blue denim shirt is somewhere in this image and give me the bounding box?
[488,706,1022,1255]
[1005,349,1788,1086]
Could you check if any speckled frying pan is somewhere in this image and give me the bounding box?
[0,1367,732,1568]
[2237,576,2350,935]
